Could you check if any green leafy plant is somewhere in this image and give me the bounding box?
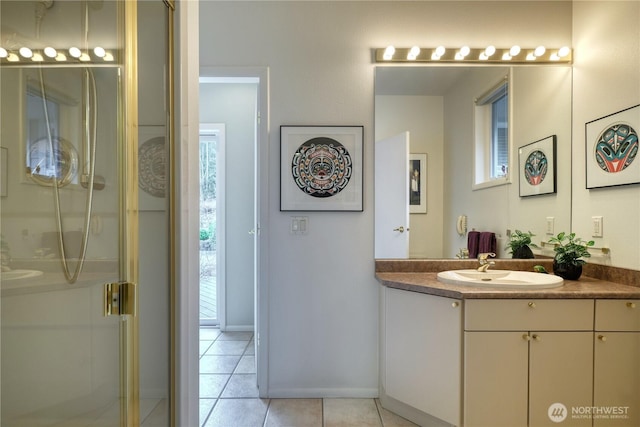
[548,232,594,267]
[506,230,538,259]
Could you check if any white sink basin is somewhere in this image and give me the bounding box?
[1,269,44,281]
[436,269,564,289]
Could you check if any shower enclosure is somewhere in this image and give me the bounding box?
[0,1,173,426]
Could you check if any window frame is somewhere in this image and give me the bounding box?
[472,71,512,190]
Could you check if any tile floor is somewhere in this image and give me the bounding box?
[199,328,418,427]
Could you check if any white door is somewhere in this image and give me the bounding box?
[375,132,410,258]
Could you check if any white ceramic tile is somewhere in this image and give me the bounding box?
[200,355,241,374]
[204,398,269,427]
[200,399,216,427]
[200,374,230,398]
[200,328,222,341]
[206,340,250,356]
[220,374,259,398]
[323,398,383,427]
[234,355,256,374]
[264,398,322,427]
[217,331,254,341]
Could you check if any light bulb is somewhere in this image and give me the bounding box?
[69,47,82,58]
[509,45,521,56]
[383,45,395,60]
[534,46,546,57]
[0,47,7,58]
[502,52,512,61]
[460,46,470,57]
[558,46,570,57]
[19,47,33,58]
[55,53,67,61]
[435,46,446,57]
[407,46,420,60]
[44,47,57,58]
[484,46,496,57]
[93,46,106,58]
[31,53,44,61]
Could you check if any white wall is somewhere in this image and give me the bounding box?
[375,95,444,258]
[198,0,572,397]
[200,82,257,329]
[572,1,640,269]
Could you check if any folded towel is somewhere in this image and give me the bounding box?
[479,232,497,254]
[467,231,480,258]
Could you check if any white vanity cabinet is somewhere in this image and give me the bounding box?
[464,299,594,427]
[593,299,640,427]
[382,287,462,426]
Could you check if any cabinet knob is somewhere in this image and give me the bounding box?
[598,335,607,342]
[528,302,536,309]
[627,302,637,309]
[532,334,541,341]
[451,302,460,308]
[522,334,531,341]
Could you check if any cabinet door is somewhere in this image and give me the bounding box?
[464,332,529,427]
[594,332,640,427]
[385,288,462,425]
[529,332,593,427]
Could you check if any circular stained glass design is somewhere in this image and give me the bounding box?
[594,123,638,173]
[524,150,548,186]
[291,137,352,198]
[139,136,166,198]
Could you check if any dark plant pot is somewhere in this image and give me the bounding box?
[512,245,535,259]
[553,259,583,280]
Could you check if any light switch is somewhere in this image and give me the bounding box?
[546,217,554,235]
[290,216,309,235]
[592,216,603,237]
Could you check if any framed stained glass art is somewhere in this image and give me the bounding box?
[586,104,640,189]
[518,135,557,197]
[280,125,363,211]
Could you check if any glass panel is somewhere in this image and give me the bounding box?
[200,132,218,325]
[1,1,124,425]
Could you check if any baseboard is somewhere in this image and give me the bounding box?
[220,325,254,332]
[267,387,378,399]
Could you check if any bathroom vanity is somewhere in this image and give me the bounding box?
[376,260,640,427]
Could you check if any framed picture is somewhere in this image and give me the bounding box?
[409,153,427,213]
[280,125,363,211]
[586,104,640,189]
[518,135,557,197]
[138,126,167,211]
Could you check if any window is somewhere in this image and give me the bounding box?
[473,75,511,189]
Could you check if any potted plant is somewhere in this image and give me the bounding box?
[548,232,595,280]
[506,230,538,259]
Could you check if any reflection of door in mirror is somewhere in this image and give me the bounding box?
[374,66,572,259]
[375,132,410,259]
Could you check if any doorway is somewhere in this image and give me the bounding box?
[197,69,269,402]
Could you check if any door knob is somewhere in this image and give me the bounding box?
[393,226,405,233]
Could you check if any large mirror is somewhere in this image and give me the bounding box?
[375,65,572,259]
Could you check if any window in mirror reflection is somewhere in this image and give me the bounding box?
[473,75,510,189]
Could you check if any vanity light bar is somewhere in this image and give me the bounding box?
[0,46,118,65]
[375,46,572,64]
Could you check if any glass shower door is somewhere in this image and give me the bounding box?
[0,1,140,425]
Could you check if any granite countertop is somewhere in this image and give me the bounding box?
[376,271,640,299]
[375,259,640,299]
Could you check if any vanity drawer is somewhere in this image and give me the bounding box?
[465,299,594,331]
[595,299,640,331]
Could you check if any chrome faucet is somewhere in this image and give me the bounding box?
[477,252,496,272]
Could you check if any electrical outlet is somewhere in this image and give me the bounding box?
[592,216,603,237]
